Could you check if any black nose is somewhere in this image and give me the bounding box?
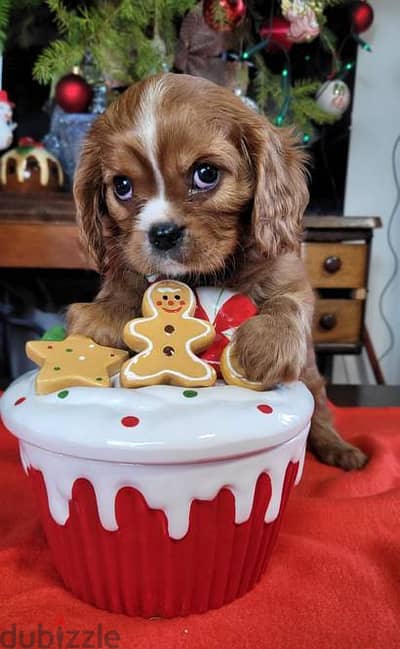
[148,223,185,251]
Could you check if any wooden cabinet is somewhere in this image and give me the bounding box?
[303,216,381,357]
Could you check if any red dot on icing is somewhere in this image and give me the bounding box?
[14,397,26,406]
[257,404,273,414]
[180,300,185,305]
[121,416,140,428]
[157,301,162,306]
[47,345,53,349]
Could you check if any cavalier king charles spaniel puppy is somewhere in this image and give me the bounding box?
[67,73,367,470]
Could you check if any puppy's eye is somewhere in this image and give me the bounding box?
[192,164,219,191]
[113,176,133,201]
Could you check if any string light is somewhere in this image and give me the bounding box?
[303,133,310,144]
[240,38,270,61]
[352,33,372,51]
[275,67,291,127]
[336,60,355,80]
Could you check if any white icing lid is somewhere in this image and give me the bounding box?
[1,370,314,465]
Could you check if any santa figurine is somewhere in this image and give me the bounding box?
[0,90,17,151]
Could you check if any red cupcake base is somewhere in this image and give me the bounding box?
[29,462,299,618]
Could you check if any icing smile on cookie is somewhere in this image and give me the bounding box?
[162,305,184,313]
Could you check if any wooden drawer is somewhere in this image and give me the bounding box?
[313,299,363,343]
[303,243,367,288]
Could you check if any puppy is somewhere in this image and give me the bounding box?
[68,73,367,470]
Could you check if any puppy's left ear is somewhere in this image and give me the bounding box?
[241,118,309,257]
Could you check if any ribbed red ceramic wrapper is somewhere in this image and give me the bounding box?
[28,461,299,618]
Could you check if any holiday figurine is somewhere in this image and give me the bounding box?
[0,90,16,151]
[175,4,244,88]
[281,0,320,43]
[316,80,351,118]
[0,137,64,192]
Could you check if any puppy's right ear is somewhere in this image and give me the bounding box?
[73,127,106,273]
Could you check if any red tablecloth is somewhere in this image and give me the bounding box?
[0,403,399,648]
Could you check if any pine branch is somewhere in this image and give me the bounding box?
[33,38,85,83]
[294,96,338,125]
[46,0,72,34]
[292,79,320,98]
[0,0,12,50]
[33,0,196,85]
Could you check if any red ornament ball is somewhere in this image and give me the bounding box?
[203,0,246,33]
[55,74,92,113]
[351,1,374,34]
[259,16,293,52]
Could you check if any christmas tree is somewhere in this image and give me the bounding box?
[1,0,374,145]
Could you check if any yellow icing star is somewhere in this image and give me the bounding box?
[26,335,129,395]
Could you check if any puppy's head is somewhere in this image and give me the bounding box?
[74,73,308,277]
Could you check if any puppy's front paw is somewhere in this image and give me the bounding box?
[233,315,307,389]
[67,302,127,348]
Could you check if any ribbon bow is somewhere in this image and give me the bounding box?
[194,287,258,373]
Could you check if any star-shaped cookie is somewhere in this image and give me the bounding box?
[26,335,129,395]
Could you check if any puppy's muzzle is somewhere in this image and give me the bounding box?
[149,222,185,252]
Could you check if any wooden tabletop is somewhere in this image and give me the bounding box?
[0,192,382,270]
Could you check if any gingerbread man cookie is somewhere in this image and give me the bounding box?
[26,335,128,395]
[121,280,217,388]
[220,343,264,391]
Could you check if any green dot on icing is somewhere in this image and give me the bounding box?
[53,366,61,371]
[57,390,69,399]
[183,390,198,398]
[65,348,73,352]
[96,377,103,382]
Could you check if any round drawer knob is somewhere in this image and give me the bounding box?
[319,313,337,330]
[323,255,342,273]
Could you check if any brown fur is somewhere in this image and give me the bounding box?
[68,73,367,470]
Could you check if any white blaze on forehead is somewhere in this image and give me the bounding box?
[134,78,166,198]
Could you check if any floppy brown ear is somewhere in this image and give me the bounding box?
[73,122,107,272]
[241,117,309,257]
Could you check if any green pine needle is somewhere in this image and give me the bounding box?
[0,0,12,50]
[32,0,196,85]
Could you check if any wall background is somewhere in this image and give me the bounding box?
[336,0,400,384]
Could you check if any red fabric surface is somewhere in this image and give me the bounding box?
[0,403,399,648]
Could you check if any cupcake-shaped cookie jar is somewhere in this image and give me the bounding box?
[0,282,314,618]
